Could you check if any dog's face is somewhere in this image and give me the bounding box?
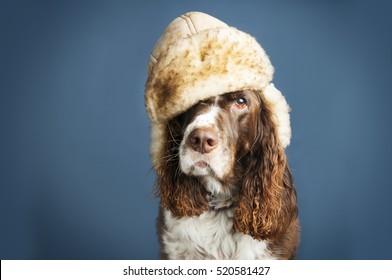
[177,90,261,184]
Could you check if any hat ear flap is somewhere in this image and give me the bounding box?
[262,84,291,148]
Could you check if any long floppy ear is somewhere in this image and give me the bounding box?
[154,116,209,217]
[233,95,298,240]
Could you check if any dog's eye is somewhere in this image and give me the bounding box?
[234,97,247,109]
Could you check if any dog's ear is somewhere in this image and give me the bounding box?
[233,95,298,240]
[155,117,209,217]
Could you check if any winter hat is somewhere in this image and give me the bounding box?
[145,11,291,164]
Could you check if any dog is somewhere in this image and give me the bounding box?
[144,11,299,259]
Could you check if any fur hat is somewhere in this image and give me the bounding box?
[145,11,291,163]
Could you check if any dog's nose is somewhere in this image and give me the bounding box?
[188,128,218,154]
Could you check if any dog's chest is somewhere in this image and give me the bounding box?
[162,209,274,259]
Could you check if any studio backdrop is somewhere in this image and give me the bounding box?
[1,0,392,259]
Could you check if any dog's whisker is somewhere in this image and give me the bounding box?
[167,121,181,146]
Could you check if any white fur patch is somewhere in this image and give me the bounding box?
[233,233,276,259]
[202,176,224,195]
[162,209,275,260]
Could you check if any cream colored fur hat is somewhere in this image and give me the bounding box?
[145,11,291,163]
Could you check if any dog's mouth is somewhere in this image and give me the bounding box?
[188,160,213,176]
[195,160,208,168]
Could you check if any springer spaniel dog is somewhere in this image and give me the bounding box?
[154,89,300,260]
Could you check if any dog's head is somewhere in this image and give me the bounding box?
[155,89,297,240]
[145,12,297,242]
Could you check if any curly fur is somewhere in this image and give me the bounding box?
[233,94,298,241]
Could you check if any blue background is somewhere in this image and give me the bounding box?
[1,0,392,259]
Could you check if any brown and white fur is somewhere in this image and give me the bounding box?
[154,90,300,259]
